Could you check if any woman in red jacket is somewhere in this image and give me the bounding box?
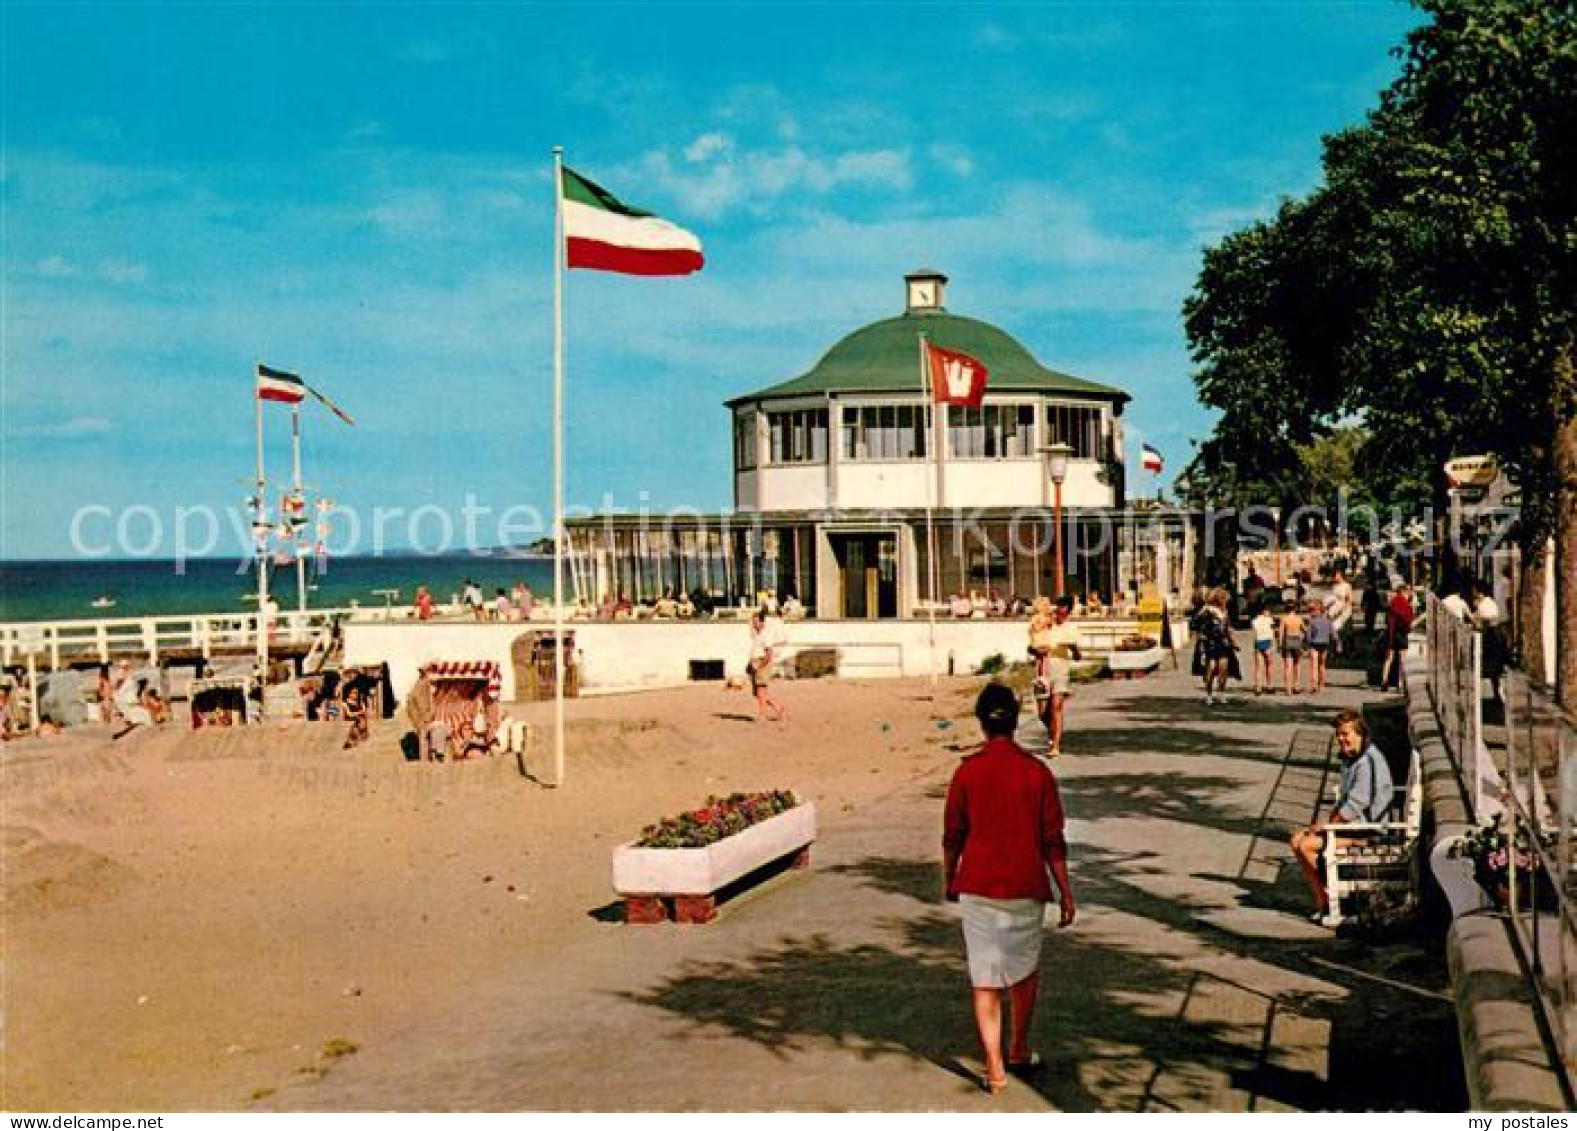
[943,682,1077,1094]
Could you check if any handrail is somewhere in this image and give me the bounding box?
[0,607,359,667]
[1500,669,1577,1085]
[1425,597,1577,1090]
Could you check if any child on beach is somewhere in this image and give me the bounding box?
[1250,604,1276,694]
[1306,605,1334,692]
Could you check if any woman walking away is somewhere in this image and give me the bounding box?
[943,683,1076,1095]
[1192,589,1235,705]
[1381,584,1415,691]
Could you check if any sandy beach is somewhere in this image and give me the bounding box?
[4,676,984,1110]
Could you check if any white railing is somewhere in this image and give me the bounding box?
[1425,594,1487,819]
[1500,669,1577,1085]
[0,607,357,668]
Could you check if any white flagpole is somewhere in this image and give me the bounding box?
[254,375,270,685]
[551,147,567,789]
[919,333,938,689]
[292,402,307,613]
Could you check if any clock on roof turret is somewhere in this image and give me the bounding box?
[905,268,948,314]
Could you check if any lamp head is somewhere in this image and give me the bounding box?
[1041,441,1073,484]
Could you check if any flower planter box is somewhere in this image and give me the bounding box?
[612,801,817,924]
[1108,646,1163,679]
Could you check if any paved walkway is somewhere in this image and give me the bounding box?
[270,655,1466,1112]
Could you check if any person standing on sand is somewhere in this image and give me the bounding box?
[944,682,1076,1095]
[747,610,785,722]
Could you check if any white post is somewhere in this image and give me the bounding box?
[25,652,37,731]
[551,147,567,788]
[292,403,307,613]
[918,333,938,688]
[255,382,270,684]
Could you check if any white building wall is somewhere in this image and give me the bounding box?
[756,465,828,512]
[753,457,1115,512]
[345,616,1188,703]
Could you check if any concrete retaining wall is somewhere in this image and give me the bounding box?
[343,617,1189,703]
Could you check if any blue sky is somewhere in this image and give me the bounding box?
[1,1,1422,558]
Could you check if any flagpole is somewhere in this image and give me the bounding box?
[292,403,307,613]
[254,372,270,686]
[919,333,939,690]
[551,146,567,789]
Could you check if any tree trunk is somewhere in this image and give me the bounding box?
[1516,533,1548,686]
[1555,392,1577,710]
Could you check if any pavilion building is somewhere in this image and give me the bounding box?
[566,269,1191,618]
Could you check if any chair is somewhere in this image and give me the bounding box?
[1321,748,1423,926]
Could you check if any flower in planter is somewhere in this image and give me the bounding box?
[637,790,799,849]
[1115,634,1157,652]
[1449,812,1555,901]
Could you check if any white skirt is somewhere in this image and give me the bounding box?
[959,894,1045,988]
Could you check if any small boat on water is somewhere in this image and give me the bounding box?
[91,595,117,610]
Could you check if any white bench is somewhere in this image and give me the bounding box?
[1321,748,1423,926]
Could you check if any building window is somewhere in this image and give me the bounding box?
[1043,404,1103,459]
[766,408,828,465]
[734,412,757,471]
[841,404,930,460]
[946,404,1036,458]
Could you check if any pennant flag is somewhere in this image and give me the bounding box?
[256,363,307,404]
[1142,443,1164,473]
[308,384,356,427]
[560,165,704,276]
[926,342,989,407]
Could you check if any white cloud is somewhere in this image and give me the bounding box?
[925,144,974,179]
[98,258,146,284]
[10,415,112,439]
[36,255,77,277]
[684,133,732,163]
[974,23,1019,50]
[637,143,914,220]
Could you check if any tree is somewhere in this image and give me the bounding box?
[1183,0,1577,702]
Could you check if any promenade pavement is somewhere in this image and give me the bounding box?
[271,652,1465,1112]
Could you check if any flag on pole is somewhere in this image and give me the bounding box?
[256,363,306,404]
[307,384,356,427]
[560,165,704,276]
[925,342,989,407]
[1141,443,1164,473]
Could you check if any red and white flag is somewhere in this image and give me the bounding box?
[926,342,989,407]
[560,165,704,276]
[256,363,306,404]
[1141,443,1164,473]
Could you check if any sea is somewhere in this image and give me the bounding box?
[0,555,559,623]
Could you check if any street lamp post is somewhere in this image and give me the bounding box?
[1043,442,1073,599]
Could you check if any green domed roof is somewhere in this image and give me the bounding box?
[726,311,1128,407]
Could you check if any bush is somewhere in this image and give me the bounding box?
[975,652,1007,675]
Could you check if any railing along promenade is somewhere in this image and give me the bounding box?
[1424,595,1577,1086]
[0,607,357,670]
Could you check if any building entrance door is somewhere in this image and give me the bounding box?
[829,532,898,619]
